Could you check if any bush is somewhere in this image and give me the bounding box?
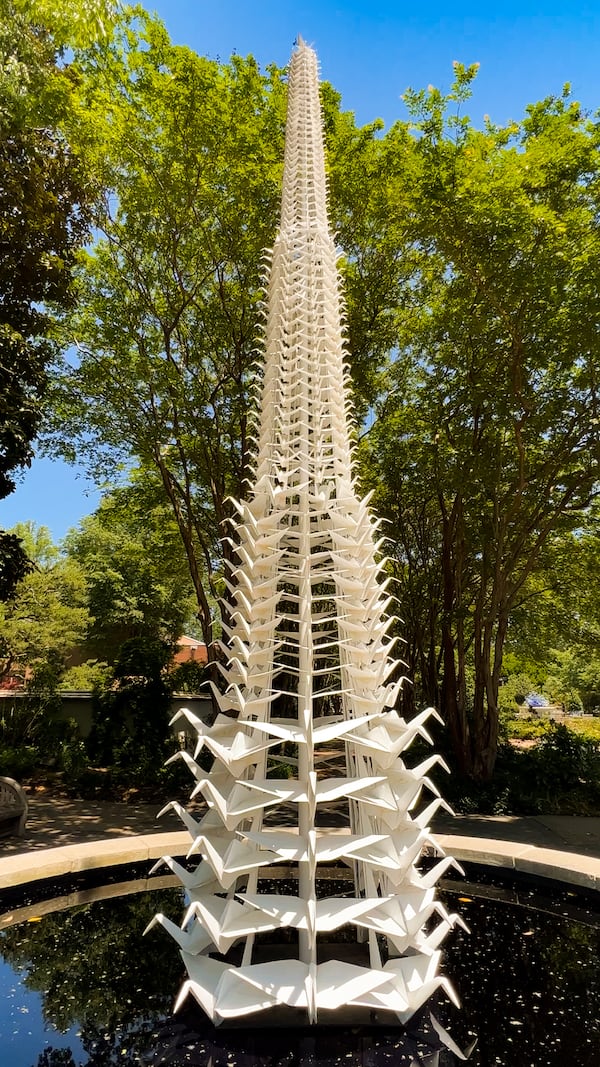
[502,717,551,740]
[530,722,600,799]
[0,661,79,771]
[436,720,600,816]
[86,637,173,781]
[0,699,46,748]
[59,738,88,782]
[168,659,207,694]
[0,745,38,777]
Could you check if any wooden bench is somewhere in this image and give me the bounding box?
[0,776,28,838]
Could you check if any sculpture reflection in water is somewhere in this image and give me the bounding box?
[148,37,465,1026]
[2,872,600,1065]
[0,888,468,1065]
[140,1009,472,1066]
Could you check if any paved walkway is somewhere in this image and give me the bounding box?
[433,812,600,858]
[2,790,600,857]
[1,790,600,893]
[0,790,186,853]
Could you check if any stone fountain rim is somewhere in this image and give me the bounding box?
[1,830,598,893]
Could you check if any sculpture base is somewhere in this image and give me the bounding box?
[208,1005,401,1029]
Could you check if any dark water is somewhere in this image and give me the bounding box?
[0,865,598,1067]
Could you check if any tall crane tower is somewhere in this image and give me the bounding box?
[149,37,463,1026]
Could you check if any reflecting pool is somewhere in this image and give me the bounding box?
[0,865,598,1066]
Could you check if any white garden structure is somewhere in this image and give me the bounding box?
[148,37,464,1026]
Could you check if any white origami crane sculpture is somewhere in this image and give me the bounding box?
[148,36,465,1026]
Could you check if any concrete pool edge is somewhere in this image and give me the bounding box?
[1,830,599,893]
[433,833,600,892]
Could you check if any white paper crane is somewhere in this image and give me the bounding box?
[150,36,463,1026]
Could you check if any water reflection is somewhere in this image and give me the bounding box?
[139,1009,472,1066]
[0,871,597,1067]
[438,879,600,1066]
[28,1016,466,1067]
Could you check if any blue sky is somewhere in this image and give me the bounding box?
[3,0,600,543]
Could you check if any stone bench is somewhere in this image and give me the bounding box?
[0,776,28,838]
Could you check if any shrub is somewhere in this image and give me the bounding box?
[0,745,38,777]
[60,661,111,691]
[87,637,173,779]
[503,717,551,740]
[531,722,600,796]
[0,658,79,770]
[168,659,207,694]
[436,720,600,816]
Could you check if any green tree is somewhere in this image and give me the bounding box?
[47,12,286,650]
[512,510,600,712]
[323,85,420,419]
[13,0,119,50]
[46,10,389,652]
[549,506,600,692]
[64,475,201,663]
[60,658,112,692]
[0,523,89,760]
[366,71,600,779]
[0,1,106,598]
[0,522,89,680]
[492,511,600,716]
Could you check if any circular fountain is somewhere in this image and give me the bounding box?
[0,859,598,1067]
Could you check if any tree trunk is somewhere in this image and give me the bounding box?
[154,452,215,655]
[439,505,471,773]
[471,598,502,781]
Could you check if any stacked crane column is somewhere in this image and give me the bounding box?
[148,38,464,1026]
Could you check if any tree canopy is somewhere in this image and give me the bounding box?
[46,9,393,649]
[365,71,600,776]
[64,475,202,661]
[0,0,109,598]
[40,10,600,779]
[0,522,89,681]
